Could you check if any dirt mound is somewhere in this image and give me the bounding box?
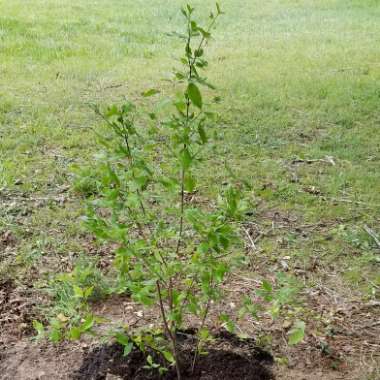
[74,330,274,380]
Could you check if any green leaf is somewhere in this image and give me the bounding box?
[83,286,94,298]
[116,332,130,346]
[288,320,305,345]
[198,27,211,39]
[184,174,196,192]
[194,48,204,57]
[198,124,207,144]
[195,77,215,89]
[185,42,192,57]
[123,342,134,356]
[187,83,202,108]
[199,327,210,340]
[191,21,198,32]
[174,100,186,113]
[49,328,62,343]
[262,280,272,292]
[175,71,185,80]
[214,263,227,282]
[121,102,135,114]
[162,350,175,363]
[73,285,84,298]
[159,176,179,191]
[107,164,121,186]
[180,148,192,170]
[32,320,45,340]
[142,89,160,97]
[105,104,119,118]
[268,300,281,319]
[219,313,235,333]
[81,315,95,332]
[69,326,82,340]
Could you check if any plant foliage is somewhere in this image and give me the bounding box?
[39,3,304,378]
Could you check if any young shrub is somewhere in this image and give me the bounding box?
[80,5,246,377]
[40,3,303,379]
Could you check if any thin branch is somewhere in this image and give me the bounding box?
[191,298,211,373]
[243,227,256,251]
[136,255,166,284]
[178,277,196,316]
[94,105,148,219]
[364,225,380,249]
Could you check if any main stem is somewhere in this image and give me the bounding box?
[175,15,193,257]
[157,281,182,380]
[170,10,221,378]
[176,12,220,255]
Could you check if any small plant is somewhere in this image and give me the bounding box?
[40,3,304,378]
[39,258,107,342]
[58,4,248,378]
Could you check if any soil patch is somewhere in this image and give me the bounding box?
[73,330,274,380]
[0,279,36,339]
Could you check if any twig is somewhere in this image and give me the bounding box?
[243,228,256,250]
[363,301,380,308]
[357,321,380,330]
[191,299,211,373]
[103,83,123,90]
[323,197,379,208]
[291,156,335,166]
[363,225,380,249]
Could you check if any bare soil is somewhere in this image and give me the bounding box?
[0,209,379,380]
[1,275,379,380]
[73,331,273,380]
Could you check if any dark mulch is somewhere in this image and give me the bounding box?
[73,330,274,380]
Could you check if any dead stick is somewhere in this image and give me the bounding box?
[363,225,380,249]
[243,228,256,250]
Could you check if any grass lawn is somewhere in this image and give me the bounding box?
[1,0,379,379]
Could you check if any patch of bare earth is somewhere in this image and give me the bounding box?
[1,274,379,379]
[0,207,378,379]
[238,208,380,379]
[0,277,89,380]
[0,340,85,380]
[0,278,39,342]
[272,289,380,380]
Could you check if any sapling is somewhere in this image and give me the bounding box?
[41,2,300,378]
[84,3,247,378]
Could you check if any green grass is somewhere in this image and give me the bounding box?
[1,0,379,298]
